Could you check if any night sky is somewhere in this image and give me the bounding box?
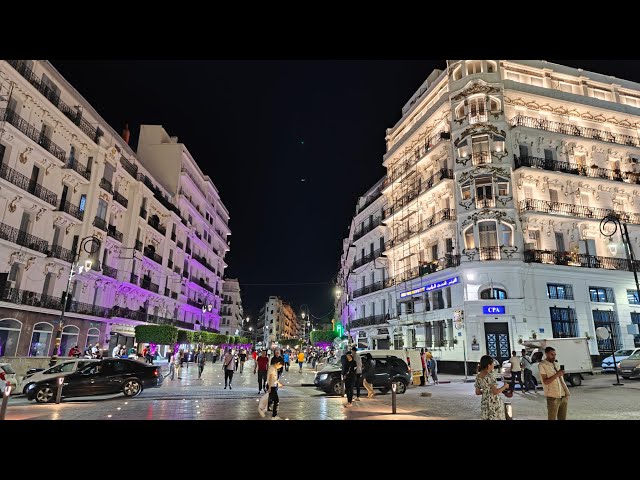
[50,59,640,325]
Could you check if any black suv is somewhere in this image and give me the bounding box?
[314,354,411,395]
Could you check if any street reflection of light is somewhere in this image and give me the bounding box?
[124,402,128,405]
[107,415,112,418]
[117,407,121,410]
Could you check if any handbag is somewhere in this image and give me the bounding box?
[258,391,269,411]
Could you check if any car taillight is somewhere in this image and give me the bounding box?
[0,372,5,381]
[153,369,159,377]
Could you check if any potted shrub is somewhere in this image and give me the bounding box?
[530,330,538,340]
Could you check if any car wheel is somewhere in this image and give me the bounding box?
[123,379,142,397]
[568,374,582,387]
[35,385,55,403]
[23,383,34,395]
[393,379,408,394]
[330,380,343,396]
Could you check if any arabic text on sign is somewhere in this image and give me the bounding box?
[399,276,459,298]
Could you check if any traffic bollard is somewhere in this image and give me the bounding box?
[391,382,397,414]
[0,384,11,420]
[55,377,64,404]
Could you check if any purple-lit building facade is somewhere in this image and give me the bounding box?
[0,60,231,359]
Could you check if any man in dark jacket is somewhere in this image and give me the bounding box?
[342,352,358,407]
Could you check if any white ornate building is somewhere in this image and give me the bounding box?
[0,60,231,360]
[220,278,243,336]
[337,60,640,372]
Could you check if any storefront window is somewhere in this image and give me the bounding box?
[85,328,100,350]
[29,322,53,356]
[0,319,22,356]
[59,325,80,356]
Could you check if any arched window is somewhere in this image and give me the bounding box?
[467,61,482,75]
[480,288,507,299]
[29,322,53,357]
[0,319,22,357]
[60,325,80,357]
[85,328,100,350]
[489,96,501,113]
[487,61,497,73]
[463,226,476,249]
[468,96,487,124]
[452,66,462,81]
[500,223,513,247]
[455,102,465,120]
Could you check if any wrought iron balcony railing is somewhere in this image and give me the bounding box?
[476,197,496,209]
[64,158,91,180]
[514,154,640,184]
[0,108,66,162]
[510,114,640,148]
[66,300,111,318]
[107,225,123,242]
[353,216,383,241]
[349,314,388,329]
[518,199,640,225]
[140,278,160,294]
[58,200,84,221]
[0,222,48,253]
[383,169,453,219]
[0,288,63,310]
[48,245,74,263]
[353,280,384,299]
[6,60,101,143]
[134,239,143,252]
[120,155,138,178]
[143,247,162,265]
[479,246,501,261]
[113,190,128,208]
[176,240,184,250]
[385,209,455,249]
[148,218,166,235]
[129,273,139,285]
[99,177,113,194]
[471,151,491,166]
[139,207,147,219]
[92,216,108,231]
[0,162,57,206]
[469,112,489,124]
[102,264,118,279]
[356,187,383,214]
[352,247,385,270]
[524,249,640,271]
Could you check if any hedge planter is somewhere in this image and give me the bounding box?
[135,324,178,345]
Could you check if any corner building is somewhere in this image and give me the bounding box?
[0,60,230,360]
[338,60,640,372]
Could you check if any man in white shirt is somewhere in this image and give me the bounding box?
[520,349,535,392]
[508,350,524,391]
[538,346,570,420]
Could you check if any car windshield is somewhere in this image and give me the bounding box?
[1,365,16,374]
[614,349,634,357]
[626,351,640,360]
[44,361,77,374]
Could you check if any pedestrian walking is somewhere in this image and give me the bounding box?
[474,355,510,420]
[351,346,362,401]
[196,349,206,379]
[239,349,247,373]
[175,349,183,379]
[254,349,269,393]
[520,349,536,392]
[539,346,570,420]
[361,353,375,398]
[168,352,176,380]
[234,349,239,372]
[297,350,305,373]
[283,352,290,372]
[342,352,357,407]
[419,349,427,386]
[259,359,284,420]
[508,350,524,391]
[427,354,439,384]
[223,348,235,389]
[311,351,318,370]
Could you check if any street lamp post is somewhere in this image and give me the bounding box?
[201,295,213,330]
[600,213,640,300]
[50,235,101,367]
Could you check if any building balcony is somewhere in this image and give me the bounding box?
[107,225,123,242]
[471,151,491,166]
[353,280,385,299]
[353,216,384,241]
[148,218,166,236]
[99,177,113,194]
[185,245,192,255]
[167,260,174,269]
[6,60,101,143]
[475,196,496,209]
[192,253,216,274]
[0,288,63,310]
[113,190,128,208]
[48,245,74,263]
[393,254,461,285]
[524,249,640,271]
[64,158,91,180]
[352,247,385,270]
[120,155,138,178]
[173,266,180,274]
[383,169,453,219]
[110,306,147,322]
[187,298,203,308]
[171,232,176,242]
[176,240,184,250]
[221,298,232,305]
[171,292,178,300]
[349,314,388,329]
[0,108,66,163]
[67,300,111,318]
[514,154,640,185]
[134,239,143,252]
[92,216,108,232]
[190,276,214,293]
[137,172,156,193]
[129,273,139,285]
[58,200,84,221]
[383,130,451,190]
[0,222,48,254]
[140,278,160,294]
[356,187,383,215]
[139,207,147,219]
[478,246,501,261]
[385,209,456,250]
[102,264,118,279]
[0,162,57,206]
[510,114,640,148]
[518,199,640,225]
[182,269,189,279]
[143,247,162,265]
[468,112,489,125]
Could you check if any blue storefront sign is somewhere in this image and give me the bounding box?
[482,305,505,315]
[399,276,459,298]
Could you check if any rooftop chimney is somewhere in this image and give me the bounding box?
[170,136,178,143]
[122,123,130,145]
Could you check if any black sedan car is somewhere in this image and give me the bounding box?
[314,354,411,395]
[26,358,163,403]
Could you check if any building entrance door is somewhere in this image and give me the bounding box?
[484,322,510,366]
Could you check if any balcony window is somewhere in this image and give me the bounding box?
[500,223,513,247]
[478,221,497,248]
[466,61,482,75]
[464,226,475,249]
[468,98,487,124]
[497,181,509,196]
[472,134,490,157]
[461,185,471,200]
[455,102,465,120]
[480,288,507,300]
[452,66,462,81]
[589,287,615,303]
[548,283,574,300]
[493,134,505,153]
[487,61,497,73]
[489,97,500,112]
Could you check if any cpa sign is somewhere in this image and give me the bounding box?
[482,306,505,314]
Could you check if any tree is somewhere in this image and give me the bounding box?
[310,330,339,345]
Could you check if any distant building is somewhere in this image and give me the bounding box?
[220,278,243,336]
[258,296,300,343]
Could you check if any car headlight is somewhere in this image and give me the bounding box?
[634,365,640,371]
[318,374,328,381]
